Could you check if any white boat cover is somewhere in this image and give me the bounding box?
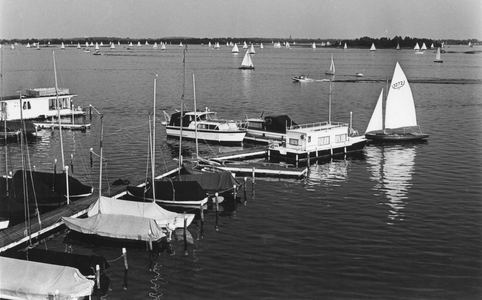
[62,196,194,241]
[0,256,94,300]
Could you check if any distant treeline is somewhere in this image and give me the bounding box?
[1,36,479,49]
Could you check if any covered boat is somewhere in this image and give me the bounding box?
[62,196,195,241]
[126,180,209,206]
[244,114,297,143]
[0,256,94,300]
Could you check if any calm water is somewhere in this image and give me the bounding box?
[2,44,482,299]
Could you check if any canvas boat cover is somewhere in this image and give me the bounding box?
[264,115,297,133]
[62,196,194,241]
[127,180,208,202]
[0,256,94,300]
[176,167,241,194]
[10,170,93,207]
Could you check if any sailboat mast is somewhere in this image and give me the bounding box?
[193,73,199,159]
[52,51,66,172]
[98,115,104,199]
[1,46,8,197]
[178,46,186,175]
[151,76,157,202]
[384,77,389,131]
[328,81,332,124]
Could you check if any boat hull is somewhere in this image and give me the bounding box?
[239,66,255,70]
[365,132,429,142]
[267,137,367,167]
[166,126,246,145]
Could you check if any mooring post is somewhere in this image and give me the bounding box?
[96,264,100,289]
[122,248,128,290]
[90,148,93,168]
[183,214,188,256]
[215,193,219,231]
[64,166,70,204]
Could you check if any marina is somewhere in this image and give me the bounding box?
[0,42,481,299]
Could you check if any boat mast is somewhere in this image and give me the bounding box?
[193,73,199,159]
[328,80,332,124]
[178,45,187,175]
[52,51,66,172]
[151,76,157,202]
[98,114,104,201]
[1,46,7,198]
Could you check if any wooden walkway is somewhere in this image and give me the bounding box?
[0,145,298,253]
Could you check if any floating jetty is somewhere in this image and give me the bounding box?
[34,121,91,131]
[0,146,308,252]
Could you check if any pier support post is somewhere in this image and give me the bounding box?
[96,264,100,289]
[183,214,188,256]
[214,193,219,231]
[122,248,128,290]
[64,166,70,204]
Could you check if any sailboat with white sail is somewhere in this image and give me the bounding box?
[434,47,443,63]
[232,43,239,53]
[370,43,376,51]
[365,62,429,142]
[249,44,256,54]
[325,54,335,75]
[239,49,255,70]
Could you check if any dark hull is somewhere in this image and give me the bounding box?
[365,133,429,142]
[239,66,255,70]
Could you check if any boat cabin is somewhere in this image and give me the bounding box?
[284,121,351,152]
[0,88,84,121]
[246,115,297,133]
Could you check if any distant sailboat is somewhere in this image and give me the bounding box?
[249,44,255,54]
[26,43,30,48]
[60,42,65,50]
[396,43,400,50]
[77,43,81,49]
[414,43,420,50]
[365,62,428,142]
[243,41,248,49]
[325,54,335,75]
[343,43,347,50]
[434,47,443,63]
[161,42,166,50]
[231,43,239,53]
[153,42,158,49]
[179,42,183,47]
[137,41,141,47]
[239,49,254,70]
[421,43,427,50]
[260,43,264,49]
[110,43,115,49]
[370,43,376,51]
[312,42,316,49]
[129,42,133,47]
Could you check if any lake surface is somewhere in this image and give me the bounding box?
[1,43,482,299]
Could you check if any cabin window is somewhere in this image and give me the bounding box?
[318,136,330,146]
[23,101,31,110]
[335,134,347,143]
[289,138,299,146]
[308,136,311,143]
[249,122,263,129]
[49,99,56,110]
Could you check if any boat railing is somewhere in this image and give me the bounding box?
[289,121,348,130]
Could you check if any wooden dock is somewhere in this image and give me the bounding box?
[0,146,305,253]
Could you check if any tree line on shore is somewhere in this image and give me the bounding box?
[1,36,479,49]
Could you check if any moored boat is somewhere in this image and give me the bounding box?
[244,114,297,144]
[292,75,316,82]
[1,87,85,121]
[163,107,246,145]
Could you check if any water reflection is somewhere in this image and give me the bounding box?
[307,159,350,188]
[365,144,417,225]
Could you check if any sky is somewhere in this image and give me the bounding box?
[1,0,481,40]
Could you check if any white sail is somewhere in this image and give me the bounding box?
[161,42,166,50]
[129,42,133,46]
[385,62,418,129]
[434,47,442,62]
[249,44,255,54]
[370,43,376,51]
[414,43,420,50]
[396,43,400,50]
[153,42,158,49]
[110,43,115,49]
[137,41,141,47]
[95,42,99,50]
[260,43,264,49]
[326,54,335,75]
[26,43,30,48]
[430,43,435,49]
[240,49,254,68]
[232,43,239,53]
[312,42,316,49]
[344,43,347,49]
[77,43,81,49]
[365,89,384,133]
[243,41,248,49]
[61,42,65,50]
[421,43,427,50]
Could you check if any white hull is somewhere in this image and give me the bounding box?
[166,126,245,144]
